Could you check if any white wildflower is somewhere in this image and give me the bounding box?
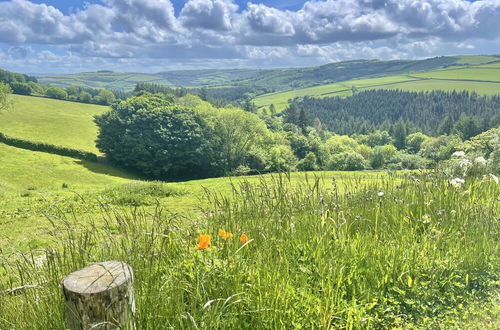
[452,151,465,158]
[450,178,465,187]
[458,159,471,168]
[474,156,487,165]
[377,191,384,197]
[489,173,499,184]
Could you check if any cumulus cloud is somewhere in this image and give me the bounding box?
[0,0,499,72]
[180,0,239,31]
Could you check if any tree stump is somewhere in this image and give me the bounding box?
[62,261,135,330]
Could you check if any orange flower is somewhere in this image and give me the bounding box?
[218,229,234,239]
[196,234,211,250]
[240,233,249,244]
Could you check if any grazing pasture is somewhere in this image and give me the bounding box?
[0,95,107,154]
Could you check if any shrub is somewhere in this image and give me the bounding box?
[45,86,68,100]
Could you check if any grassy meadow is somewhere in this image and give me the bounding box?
[0,95,107,154]
[0,171,498,328]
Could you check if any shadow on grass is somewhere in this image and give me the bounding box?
[75,159,141,180]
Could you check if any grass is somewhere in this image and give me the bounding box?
[373,79,500,95]
[0,172,498,328]
[0,95,108,154]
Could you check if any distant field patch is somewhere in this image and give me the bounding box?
[40,72,172,91]
[253,75,420,111]
[373,79,500,95]
[412,68,500,82]
[0,95,107,154]
[453,55,500,65]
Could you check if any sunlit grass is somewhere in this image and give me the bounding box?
[1,172,498,328]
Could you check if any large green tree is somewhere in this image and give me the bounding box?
[95,94,213,178]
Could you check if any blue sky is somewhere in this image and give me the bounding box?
[1,0,499,74]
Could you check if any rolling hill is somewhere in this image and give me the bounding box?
[38,55,500,94]
[254,60,500,111]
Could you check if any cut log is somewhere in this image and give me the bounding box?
[62,261,135,330]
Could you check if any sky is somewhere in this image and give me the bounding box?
[0,0,499,74]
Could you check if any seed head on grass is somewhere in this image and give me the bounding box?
[197,234,211,250]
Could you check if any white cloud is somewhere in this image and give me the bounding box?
[0,0,499,72]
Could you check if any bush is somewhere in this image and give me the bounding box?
[297,152,319,171]
[45,86,68,100]
[390,152,429,170]
[9,81,32,95]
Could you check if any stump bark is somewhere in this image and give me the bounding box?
[62,261,135,330]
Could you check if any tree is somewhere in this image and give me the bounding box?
[453,115,481,140]
[210,108,271,173]
[406,132,429,154]
[392,120,407,150]
[95,94,213,178]
[10,81,32,95]
[283,103,299,126]
[0,82,12,111]
[45,86,68,100]
[269,104,276,115]
[79,91,92,103]
[96,89,116,105]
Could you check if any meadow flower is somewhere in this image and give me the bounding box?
[218,229,233,239]
[489,174,499,184]
[450,178,465,187]
[458,159,471,168]
[452,151,465,158]
[240,234,249,244]
[196,234,211,250]
[377,191,384,197]
[474,156,487,165]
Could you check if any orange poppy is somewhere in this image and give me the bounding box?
[196,234,211,250]
[240,233,248,244]
[218,229,234,239]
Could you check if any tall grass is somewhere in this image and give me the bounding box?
[0,172,498,328]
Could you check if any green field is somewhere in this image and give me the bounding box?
[374,79,500,95]
[39,72,172,91]
[0,95,107,154]
[412,67,500,82]
[253,75,422,111]
[254,63,500,111]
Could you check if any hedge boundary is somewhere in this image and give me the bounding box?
[0,132,98,161]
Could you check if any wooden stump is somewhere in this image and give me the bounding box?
[62,261,135,330]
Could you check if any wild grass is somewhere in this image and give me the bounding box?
[0,172,498,328]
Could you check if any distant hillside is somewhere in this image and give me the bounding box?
[254,59,500,111]
[38,55,500,98]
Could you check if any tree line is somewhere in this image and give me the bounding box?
[95,90,500,180]
[286,90,500,139]
[0,68,124,105]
